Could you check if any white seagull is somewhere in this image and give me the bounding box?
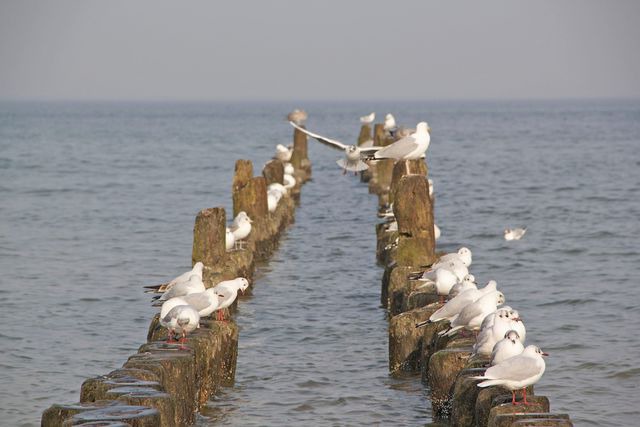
[156,274,205,302]
[144,262,204,294]
[360,112,375,124]
[373,122,431,160]
[287,109,308,125]
[230,211,253,249]
[439,290,506,337]
[491,330,525,366]
[275,144,293,162]
[384,113,397,135]
[212,278,250,321]
[473,345,548,406]
[161,304,200,350]
[225,227,235,251]
[504,227,527,241]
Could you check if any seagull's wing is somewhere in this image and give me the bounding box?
[289,121,348,151]
[484,355,541,381]
[182,293,211,312]
[359,146,383,154]
[374,135,418,159]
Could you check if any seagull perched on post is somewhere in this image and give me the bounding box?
[360,112,375,124]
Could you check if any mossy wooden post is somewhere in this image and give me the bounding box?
[233,176,268,220]
[393,175,436,267]
[262,159,284,185]
[290,125,311,180]
[357,124,372,146]
[363,123,386,183]
[192,207,226,276]
[232,159,253,193]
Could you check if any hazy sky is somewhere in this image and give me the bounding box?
[1,0,639,101]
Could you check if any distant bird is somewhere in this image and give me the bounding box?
[504,227,527,241]
[230,211,253,249]
[268,182,287,196]
[360,112,375,124]
[383,113,397,135]
[373,122,431,160]
[267,189,282,213]
[439,291,506,337]
[275,144,293,162]
[225,227,235,251]
[212,278,250,321]
[434,223,441,240]
[144,262,204,294]
[287,109,308,125]
[284,163,295,175]
[473,345,548,405]
[289,121,380,174]
[156,274,205,302]
[161,305,200,350]
[491,330,525,366]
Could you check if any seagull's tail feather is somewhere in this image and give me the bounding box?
[407,271,424,280]
[143,282,169,293]
[439,325,463,337]
[475,379,501,388]
[415,319,432,328]
[337,159,369,172]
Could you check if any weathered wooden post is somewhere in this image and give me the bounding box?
[389,159,428,204]
[262,159,284,185]
[357,124,372,146]
[393,175,436,267]
[290,125,311,181]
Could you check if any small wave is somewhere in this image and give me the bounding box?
[606,367,640,380]
[537,298,598,307]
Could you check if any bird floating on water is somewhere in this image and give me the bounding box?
[504,227,527,241]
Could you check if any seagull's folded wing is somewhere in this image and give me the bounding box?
[374,136,418,159]
[484,355,541,381]
[182,293,211,312]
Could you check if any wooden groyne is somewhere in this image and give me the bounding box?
[369,125,574,426]
[41,119,311,426]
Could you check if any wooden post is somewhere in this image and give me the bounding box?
[389,159,428,204]
[232,176,268,220]
[393,175,436,266]
[290,126,311,180]
[232,159,253,193]
[262,159,284,185]
[192,207,226,268]
[357,124,372,146]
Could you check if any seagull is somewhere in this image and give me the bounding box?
[383,113,397,136]
[504,227,527,241]
[225,227,235,251]
[409,258,469,283]
[230,211,252,249]
[373,122,431,160]
[434,223,441,240]
[480,307,526,343]
[439,291,506,337]
[268,182,287,196]
[144,262,204,294]
[448,274,478,297]
[437,247,472,268]
[175,288,226,317]
[431,267,459,303]
[267,189,281,213]
[360,112,375,124]
[491,330,525,366]
[288,121,380,174]
[283,173,296,190]
[416,278,495,328]
[161,305,200,350]
[275,144,293,162]
[473,345,548,405]
[473,309,524,356]
[284,163,295,175]
[212,278,250,321]
[155,274,206,302]
[287,109,308,125]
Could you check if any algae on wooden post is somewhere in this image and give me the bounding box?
[192,207,226,269]
[232,159,253,193]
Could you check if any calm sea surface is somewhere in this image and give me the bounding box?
[1,100,639,426]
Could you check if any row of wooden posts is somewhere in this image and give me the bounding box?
[363,122,573,426]
[41,127,312,426]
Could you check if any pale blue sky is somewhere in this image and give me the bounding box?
[1,0,638,101]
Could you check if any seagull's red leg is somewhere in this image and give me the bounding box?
[511,390,517,405]
[167,330,176,344]
[522,387,529,405]
[179,331,187,350]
